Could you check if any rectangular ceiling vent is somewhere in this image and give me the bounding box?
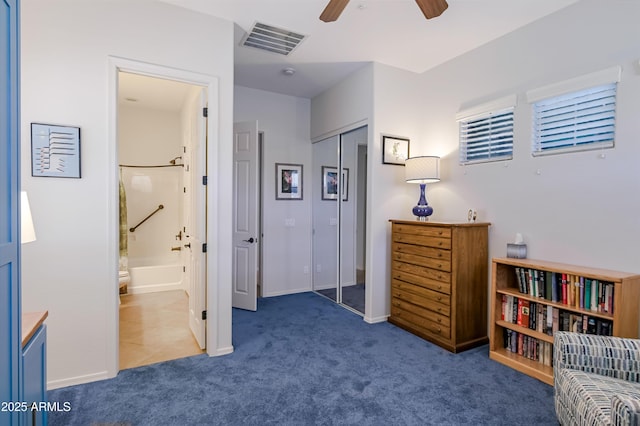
[241,22,306,56]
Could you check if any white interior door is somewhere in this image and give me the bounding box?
[184,88,207,348]
[232,121,259,311]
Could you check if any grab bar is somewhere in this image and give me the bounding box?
[129,204,164,233]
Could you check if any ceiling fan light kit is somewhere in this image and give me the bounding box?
[320,0,448,23]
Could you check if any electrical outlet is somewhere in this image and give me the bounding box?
[303,266,309,274]
[316,264,321,273]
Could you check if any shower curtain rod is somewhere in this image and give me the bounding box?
[119,164,182,168]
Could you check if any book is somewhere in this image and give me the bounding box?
[517,299,530,327]
[545,271,552,301]
[546,305,554,335]
[584,278,591,310]
[591,280,598,312]
[520,268,528,294]
[586,316,597,334]
[552,308,559,334]
[551,272,559,302]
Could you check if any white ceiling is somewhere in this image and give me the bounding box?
[121,0,579,107]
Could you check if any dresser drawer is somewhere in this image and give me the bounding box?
[391,271,451,295]
[391,289,450,325]
[392,249,451,272]
[392,241,451,264]
[392,261,451,284]
[391,306,451,339]
[392,232,452,250]
[392,279,450,309]
[393,223,452,239]
[391,297,451,327]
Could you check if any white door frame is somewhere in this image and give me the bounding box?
[107,56,232,379]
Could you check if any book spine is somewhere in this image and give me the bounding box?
[545,271,552,301]
[551,272,558,302]
[591,280,598,312]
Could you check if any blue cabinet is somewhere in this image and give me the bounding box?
[22,324,47,426]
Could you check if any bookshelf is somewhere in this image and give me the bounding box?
[489,257,640,385]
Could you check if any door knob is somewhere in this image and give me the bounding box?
[184,243,191,248]
[243,237,255,243]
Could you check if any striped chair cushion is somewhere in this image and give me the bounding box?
[556,369,640,425]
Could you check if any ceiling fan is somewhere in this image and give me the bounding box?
[320,0,448,23]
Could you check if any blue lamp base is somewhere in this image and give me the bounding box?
[412,183,433,221]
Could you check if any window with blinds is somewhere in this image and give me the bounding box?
[532,83,617,155]
[459,107,514,164]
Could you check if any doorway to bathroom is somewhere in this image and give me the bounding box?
[116,71,207,369]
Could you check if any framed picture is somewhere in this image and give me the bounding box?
[275,163,303,200]
[31,123,81,178]
[321,166,349,201]
[382,135,410,166]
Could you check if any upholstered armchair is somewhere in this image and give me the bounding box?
[554,331,640,425]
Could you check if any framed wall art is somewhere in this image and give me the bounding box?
[276,163,303,200]
[382,135,410,166]
[321,166,349,201]
[31,123,81,178]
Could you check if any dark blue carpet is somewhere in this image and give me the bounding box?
[48,292,557,425]
[317,283,365,313]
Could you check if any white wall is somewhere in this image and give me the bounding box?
[234,86,313,296]
[20,0,234,388]
[412,0,640,274]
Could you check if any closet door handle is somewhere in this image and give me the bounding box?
[184,243,191,249]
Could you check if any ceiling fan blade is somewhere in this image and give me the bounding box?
[320,0,350,23]
[415,0,448,19]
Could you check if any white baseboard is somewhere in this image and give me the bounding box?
[208,345,234,357]
[47,370,113,390]
[364,314,389,324]
[262,287,312,297]
[127,282,182,294]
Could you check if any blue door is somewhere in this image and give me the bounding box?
[1,0,22,424]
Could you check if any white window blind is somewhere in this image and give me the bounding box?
[458,107,514,164]
[531,83,617,155]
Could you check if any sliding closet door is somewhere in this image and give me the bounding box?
[339,127,367,314]
[312,136,339,301]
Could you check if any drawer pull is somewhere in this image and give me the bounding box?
[437,285,442,290]
[437,318,441,323]
[437,296,442,301]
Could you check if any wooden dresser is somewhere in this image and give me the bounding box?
[388,220,490,353]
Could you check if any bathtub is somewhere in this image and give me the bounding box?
[128,263,183,294]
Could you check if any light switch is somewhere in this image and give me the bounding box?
[285,218,295,227]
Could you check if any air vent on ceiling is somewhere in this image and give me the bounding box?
[241,22,306,56]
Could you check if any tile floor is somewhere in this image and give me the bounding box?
[119,290,204,370]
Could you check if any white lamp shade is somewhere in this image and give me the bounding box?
[21,191,37,244]
[405,156,440,183]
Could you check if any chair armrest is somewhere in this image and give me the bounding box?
[554,331,640,382]
[611,394,640,425]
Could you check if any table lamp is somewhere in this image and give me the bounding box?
[405,156,440,221]
[21,191,37,243]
